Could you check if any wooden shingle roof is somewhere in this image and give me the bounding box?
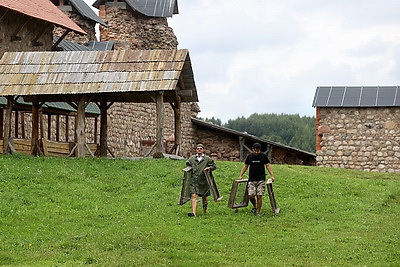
[0,49,198,103]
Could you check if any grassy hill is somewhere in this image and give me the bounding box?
[0,154,399,266]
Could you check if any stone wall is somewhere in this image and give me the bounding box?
[316,107,400,173]
[53,10,97,44]
[0,8,53,57]
[98,2,197,158]
[194,125,316,165]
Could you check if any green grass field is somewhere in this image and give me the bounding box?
[0,154,399,266]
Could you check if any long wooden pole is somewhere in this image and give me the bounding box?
[31,99,41,155]
[99,100,108,157]
[3,96,13,154]
[173,94,182,155]
[154,91,164,158]
[76,96,86,158]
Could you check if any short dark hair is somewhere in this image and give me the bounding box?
[252,143,261,149]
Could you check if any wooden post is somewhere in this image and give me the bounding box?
[47,114,51,140]
[99,101,108,157]
[21,112,25,139]
[3,96,13,154]
[76,96,86,158]
[0,107,3,138]
[31,100,42,155]
[14,110,18,138]
[239,136,245,162]
[154,91,164,158]
[173,94,182,155]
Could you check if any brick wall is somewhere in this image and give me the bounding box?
[316,107,400,173]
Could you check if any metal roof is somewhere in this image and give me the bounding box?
[312,86,400,107]
[53,37,92,51]
[69,0,108,26]
[0,97,100,115]
[85,41,114,51]
[93,0,178,18]
[0,49,197,103]
[53,38,114,51]
[0,0,86,35]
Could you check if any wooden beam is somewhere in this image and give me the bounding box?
[31,100,43,156]
[11,18,31,41]
[239,136,245,162]
[31,24,52,47]
[14,110,18,138]
[47,114,51,140]
[3,97,13,154]
[51,30,70,50]
[0,107,3,138]
[173,94,182,155]
[99,101,108,157]
[21,112,25,139]
[154,91,164,158]
[76,96,86,157]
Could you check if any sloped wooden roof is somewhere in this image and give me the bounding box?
[0,49,198,103]
[0,0,86,35]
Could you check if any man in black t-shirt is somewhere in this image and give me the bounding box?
[239,143,275,216]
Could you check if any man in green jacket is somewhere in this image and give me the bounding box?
[186,144,216,217]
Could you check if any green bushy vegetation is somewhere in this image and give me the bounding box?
[0,154,399,266]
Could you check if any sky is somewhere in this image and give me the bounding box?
[84,0,400,123]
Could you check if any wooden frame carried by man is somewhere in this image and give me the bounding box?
[178,166,223,205]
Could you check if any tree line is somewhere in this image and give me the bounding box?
[201,113,316,153]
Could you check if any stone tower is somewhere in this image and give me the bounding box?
[93,0,199,158]
[52,0,107,44]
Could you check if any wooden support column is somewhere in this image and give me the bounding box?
[21,112,25,139]
[14,110,19,138]
[239,136,245,162]
[99,100,109,157]
[47,114,51,140]
[76,96,86,158]
[267,144,272,163]
[3,97,14,154]
[31,100,43,156]
[154,91,164,158]
[173,94,182,155]
[0,107,3,138]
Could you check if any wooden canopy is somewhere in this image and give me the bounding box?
[0,49,198,157]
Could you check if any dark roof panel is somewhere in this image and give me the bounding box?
[313,86,400,107]
[327,86,345,106]
[342,86,361,106]
[377,86,397,106]
[93,0,178,17]
[360,87,378,106]
[69,0,107,26]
